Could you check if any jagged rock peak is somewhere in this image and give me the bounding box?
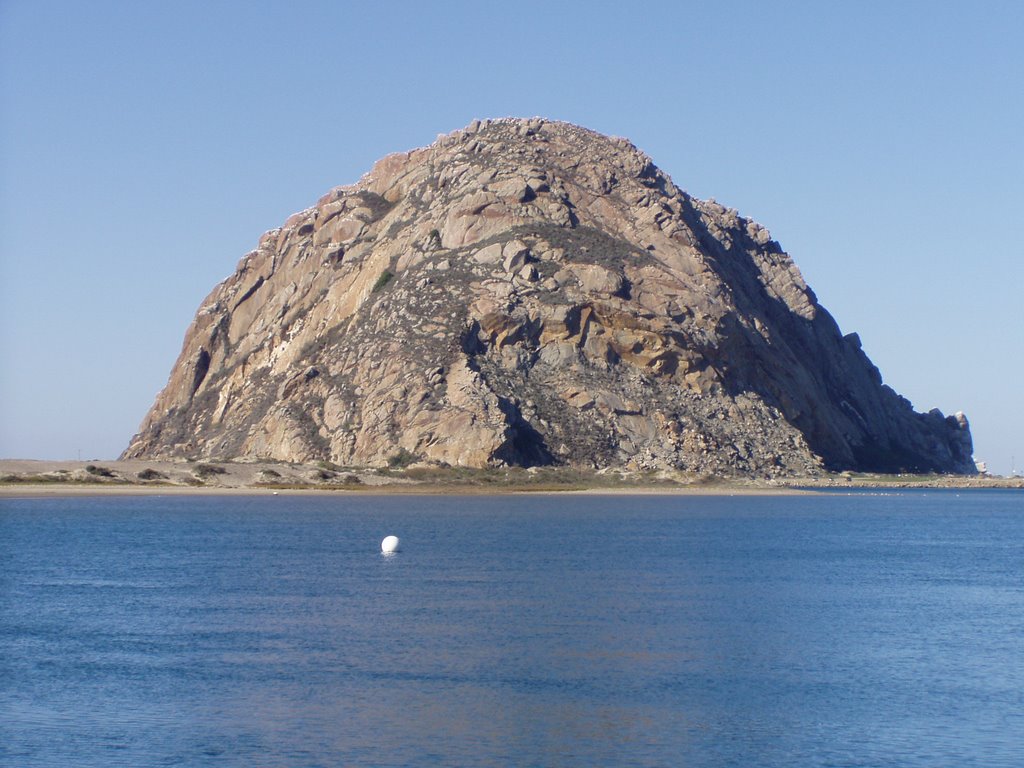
[123,117,974,476]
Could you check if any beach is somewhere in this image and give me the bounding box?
[2,458,1019,498]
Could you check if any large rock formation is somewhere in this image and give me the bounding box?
[123,118,974,475]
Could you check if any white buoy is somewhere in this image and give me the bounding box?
[381,535,400,554]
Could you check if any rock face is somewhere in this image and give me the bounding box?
[123,118,974,475]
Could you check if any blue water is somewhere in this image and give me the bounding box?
[1,491,1022,767]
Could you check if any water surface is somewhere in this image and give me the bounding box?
[2,491,1022,766]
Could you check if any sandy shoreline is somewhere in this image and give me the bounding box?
[2,458,1019,499]
[0,458,809,498]
[0,485,810,498]
[0,478,812,499]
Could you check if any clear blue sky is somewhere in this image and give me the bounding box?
[1,1,1021,473]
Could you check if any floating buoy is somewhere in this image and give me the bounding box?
[381,535,400,554]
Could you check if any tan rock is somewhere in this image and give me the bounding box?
[123,118,975,477]
[502,240,530,272]
[571,264,623,295]
[473,243,503,264]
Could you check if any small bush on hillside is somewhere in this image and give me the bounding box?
[193,463,226,479]
[387,448,418,469]
[372,270,394,292]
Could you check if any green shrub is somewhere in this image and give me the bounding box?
[372,270,394,292]
[193,463,226,478]
[85,464,115,478]
[137,468,166,481]
[387,448,418,469]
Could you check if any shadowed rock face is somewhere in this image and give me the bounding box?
[123,118,974,475]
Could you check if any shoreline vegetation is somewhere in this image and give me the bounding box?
[1,459,1020,497]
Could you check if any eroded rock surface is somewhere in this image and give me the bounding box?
[123,118,974,475]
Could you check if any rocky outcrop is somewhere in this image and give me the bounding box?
[123,118,974,475]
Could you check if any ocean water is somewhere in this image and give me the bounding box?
[1,490,1022,767]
